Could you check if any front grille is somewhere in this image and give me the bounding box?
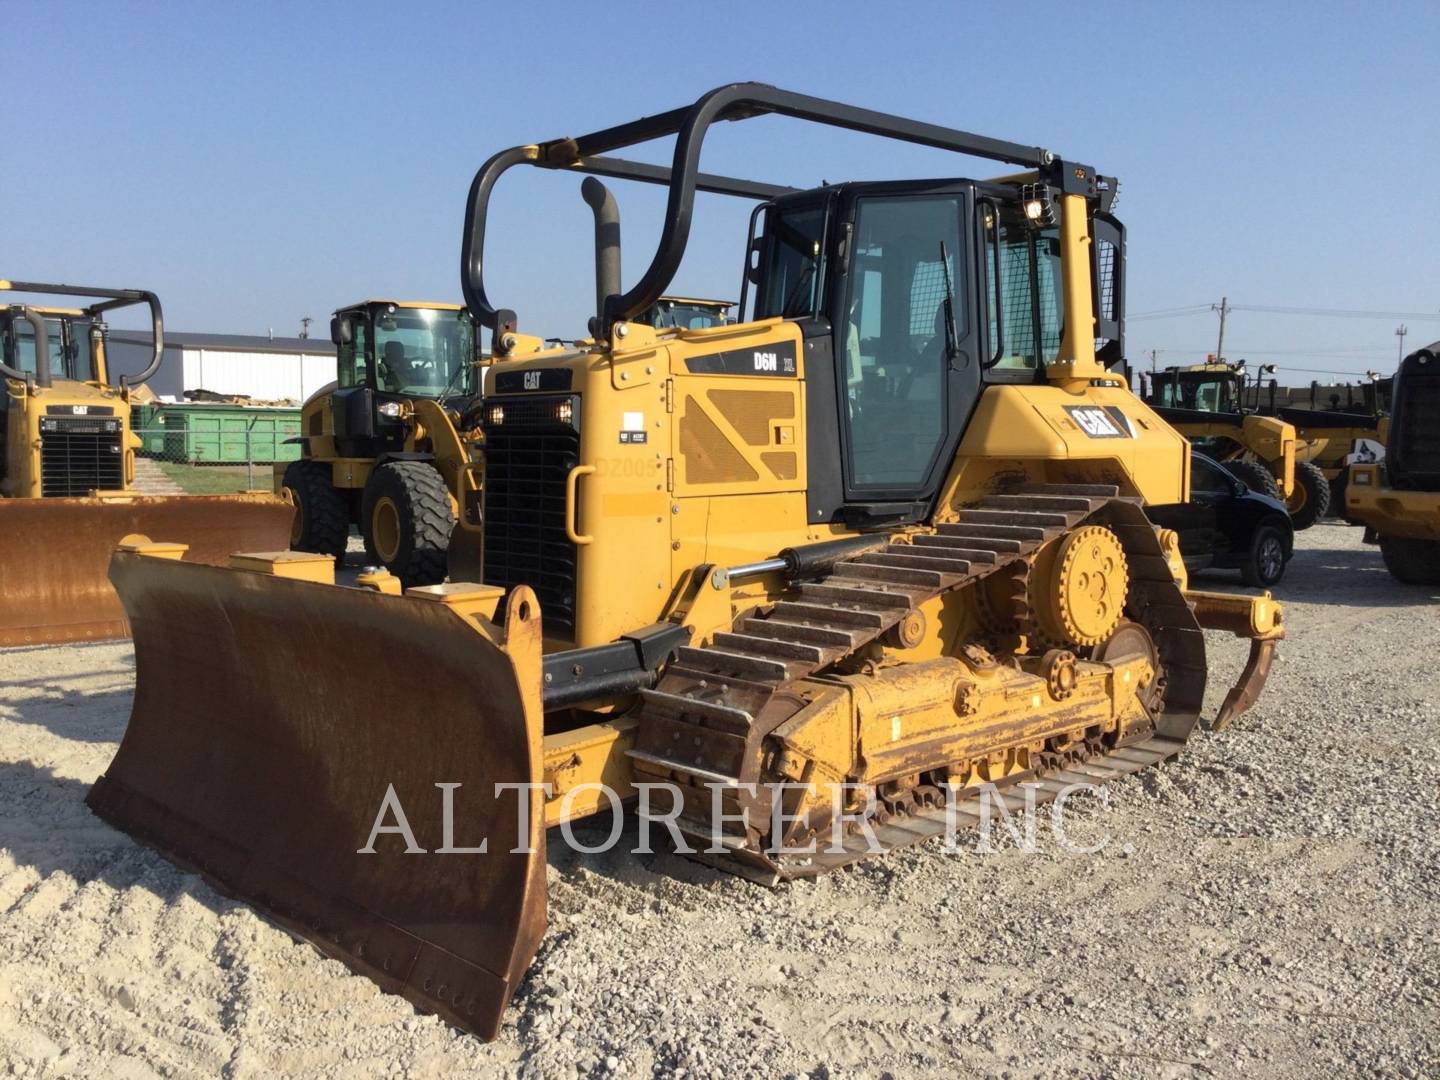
[1393,370,1440,488]
[39,416,124,497]
[481,395,580,637]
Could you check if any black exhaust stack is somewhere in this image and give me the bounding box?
[581,177,621,340]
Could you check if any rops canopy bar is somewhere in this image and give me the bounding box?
[461,82,1064,346]
[0,280,165,389]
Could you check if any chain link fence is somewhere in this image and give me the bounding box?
[129,406,301,495]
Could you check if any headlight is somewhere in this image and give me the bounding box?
[377,401,404,419]
[485,404,505,427]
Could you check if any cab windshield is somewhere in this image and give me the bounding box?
[1154,373,1238,412]
[373,307,475,398]
[6,315,98,382]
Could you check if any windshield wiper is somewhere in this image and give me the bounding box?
[939,241,960,365]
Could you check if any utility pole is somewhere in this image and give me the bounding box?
[300,317,312,340]
[1395,324,1407,363]
[1149,348,1159,374]
[1212,296,1230,365]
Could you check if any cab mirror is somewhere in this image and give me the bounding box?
[331,316,353,347]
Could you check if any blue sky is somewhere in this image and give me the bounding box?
[5,1,1438,384]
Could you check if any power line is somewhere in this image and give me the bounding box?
[1129,301,1440,321]
[1232,304,1440,320]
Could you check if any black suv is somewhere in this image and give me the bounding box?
[1147,453,1295,587]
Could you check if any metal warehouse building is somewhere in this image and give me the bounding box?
[107,330,336,402]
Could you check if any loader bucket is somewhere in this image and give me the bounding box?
[87,552,549,1040]
[0,493,294,647]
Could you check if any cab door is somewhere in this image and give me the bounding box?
[828,187,982,521]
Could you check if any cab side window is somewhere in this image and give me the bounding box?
[984,207,1064,371]
[337,319,370,388]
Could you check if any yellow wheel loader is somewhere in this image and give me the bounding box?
[0,281,292,645]
[1345,342,1440,583]
[279,300,484,586]
[1142,361,1328,528]
[87,85,1285,1040]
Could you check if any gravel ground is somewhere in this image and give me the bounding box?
[1,522,1437,1078]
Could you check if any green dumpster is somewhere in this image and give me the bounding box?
[132,404,302,464]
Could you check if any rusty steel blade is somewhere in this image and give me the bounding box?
[0,494,294,647]
[86,553,548,1040]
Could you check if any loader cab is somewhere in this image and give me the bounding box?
[1146,366,1242,414]
[743,179,1119,527]
[328,300,479,456]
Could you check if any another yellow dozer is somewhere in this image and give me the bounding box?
[1346,342,1440,583]
[0,281,292,645]
[88,86,1285,1040]
[279,300,485,586]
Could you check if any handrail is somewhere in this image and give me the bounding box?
[461,82,1065,350]
[0,280,164,389]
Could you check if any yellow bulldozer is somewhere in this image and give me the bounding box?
[1141,360,1331,529]
[1345,342,1439,583]
[279,299,484,585]
[0,280,292,645]
[87,85,1286,1040]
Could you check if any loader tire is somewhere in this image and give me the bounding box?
[282,460,349,558]
[1378,537,1440,586]
[361,461,454,587]
[1228,459,1280,500]
[1286,461,1331,531]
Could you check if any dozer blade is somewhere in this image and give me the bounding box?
[0,493,293,647]
[87,551,548,1040]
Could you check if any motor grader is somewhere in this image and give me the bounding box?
[279,300,484,586]
[0,281,291,645]
[1346,342,1440,583]
[87,84,1286,1041]
[1142,360,1330,528]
